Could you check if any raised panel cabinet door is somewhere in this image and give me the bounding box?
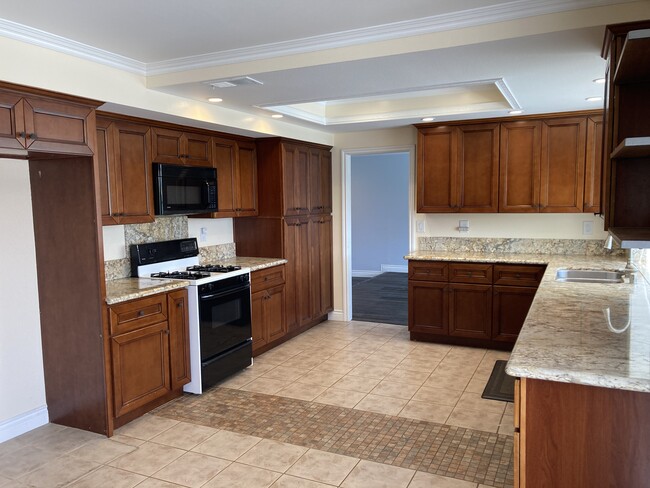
[283,218,305,331]
[251,289,268,352]
[499,121,542,212]
[540,117,586,213]
[95,118,119,225]
[213,137,237,216]
[266,284,287,342]
[458,123,499,212]
[408,281,449,335]
[235,140,258,215]
[282,144,310,215]
[152,127,184,164]
[21,96,94,156]
[112,122,155,224]
[296,217,312,326]
[417,127,458,212]
[448,283,492,340]
[167,289,191,389]
[183,132,212,167]
[0,92,27,152]
[308,147,323,213]
[318,216,333,316]
[492,286,536,343]
[584,115,604,213]
[320,150,333,214]
[111,321,171,418]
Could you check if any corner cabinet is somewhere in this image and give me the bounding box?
[408,260,545,349]
[108,289,190,428]
[0,84,100,158]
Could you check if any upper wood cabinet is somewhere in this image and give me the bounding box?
[584,115,603,214]
[417,123,499,212]
[0,86,99,158]
[212,137,258,217]
[152,127,212,167]
[282,143,310,216]
[308,148,333,214]
[96,117,155,225]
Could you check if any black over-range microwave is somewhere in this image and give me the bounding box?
[153,163,218,216]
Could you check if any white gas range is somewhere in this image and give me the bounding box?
[130,238,252,394]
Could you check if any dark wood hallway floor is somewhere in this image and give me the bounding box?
[352,272,407,325]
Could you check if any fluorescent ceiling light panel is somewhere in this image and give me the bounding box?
[206,76,263,88]
[260,79,519,126]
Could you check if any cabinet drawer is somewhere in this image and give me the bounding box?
[109,294,168,335]
[408,261,448,282]
[252,265,286,293]
[449,262,493,284]
[493,264,546,286]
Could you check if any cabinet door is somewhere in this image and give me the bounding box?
[167,289,191,389]
[492,286,536,343]
[458,123,499,212]
[408,281,448,335]
[0,92,27,152]
[235,140,258,216]
[111,322,171,418]
[113,122,155,224]
[310,215,333,318]
[320,150,333,214]
[282,144,310,216]
[308,148,323,213]
[152,127,184,164]
[448,283,492,340]
[251,290,268,352]
[417,127,458,212]
[213,137,237,216]
[21,96,94,156]
[96,118,119,225]
[499,121,541,212]
[584,115,603,213]
[183,132,212,167]
[540,117,586,213]
[265,284,287,342]
[284,217,311,330]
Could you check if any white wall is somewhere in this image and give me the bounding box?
[351,153,409,274]
[0,159,47,441]
[187,218,234,247]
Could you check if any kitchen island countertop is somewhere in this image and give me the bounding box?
[404,250,650,393]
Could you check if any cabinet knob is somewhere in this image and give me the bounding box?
[137,310,144,317]
[164,329,170,335]
[515,273,521,278]
[468,272,473,277]
[18,131,26,138]
[28,133,36,140]
[177,302,182,308]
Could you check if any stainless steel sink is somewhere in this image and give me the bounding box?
[555,269,625,283]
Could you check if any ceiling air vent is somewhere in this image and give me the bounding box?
[207,76,264,88]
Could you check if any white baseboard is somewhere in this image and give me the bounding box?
[381,264,408,273]
[0,406,49,443]
[351,270,381,278]
[327,310,346,322]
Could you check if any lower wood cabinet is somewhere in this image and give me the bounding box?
[251,265,286,355]
[408,261,545,349]
[108,289,190,422]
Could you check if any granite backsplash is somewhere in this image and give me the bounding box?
[104,216,236,280]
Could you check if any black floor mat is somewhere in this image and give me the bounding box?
[482,360,515,402]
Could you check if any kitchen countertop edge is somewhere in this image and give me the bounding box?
[105,278,190,305]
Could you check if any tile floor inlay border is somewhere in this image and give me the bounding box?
[153,387,513,487]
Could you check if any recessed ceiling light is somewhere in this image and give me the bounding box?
[207,97,223,103]
[593,78,606,84]
[421,117,435,122]
[271,114,284,119]
[586,96,603,102]
[509,110,523,115]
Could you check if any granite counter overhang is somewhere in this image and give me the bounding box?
[404,250,650,393]
[105,256,287,304]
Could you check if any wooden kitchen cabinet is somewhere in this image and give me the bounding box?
[108,289,190,425]
[212,137,258,217]
[309,148,333,214]
[96,116,155,225]
[584,115,603,213]
[251,265,287,355]
[282,143,310,216]
[514,377,650,487]
[408,260,544,349]
[310,214,333,319]
[152,127,212,167]
[284,216,311,330]
[0,84,98,158]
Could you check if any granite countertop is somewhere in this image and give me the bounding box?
[105,256,286,304]
[105,278,190,305]
[404,251,650,393]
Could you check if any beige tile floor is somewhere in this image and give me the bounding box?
[0,320,512,488]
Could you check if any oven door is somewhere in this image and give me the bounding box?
[198,282,251,364]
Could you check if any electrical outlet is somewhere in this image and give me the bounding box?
[416,220,425,233]
[200,227,208,242]
[582,221,593,236]
[458,219,470,233]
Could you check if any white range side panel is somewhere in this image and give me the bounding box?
[183,285,203,394]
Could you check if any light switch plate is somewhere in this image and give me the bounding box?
[582,221,593,236]
[458,219,470,233]
[416,220,425,233]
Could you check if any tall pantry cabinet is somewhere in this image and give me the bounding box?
[234,138,333,341]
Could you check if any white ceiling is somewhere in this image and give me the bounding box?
[0,0,643,132]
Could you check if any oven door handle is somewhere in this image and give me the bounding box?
[200,285,250,301]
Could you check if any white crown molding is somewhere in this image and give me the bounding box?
[145,0,620,75]
[0,18,145,74]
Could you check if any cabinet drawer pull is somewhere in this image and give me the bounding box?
[137,310,145,317]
